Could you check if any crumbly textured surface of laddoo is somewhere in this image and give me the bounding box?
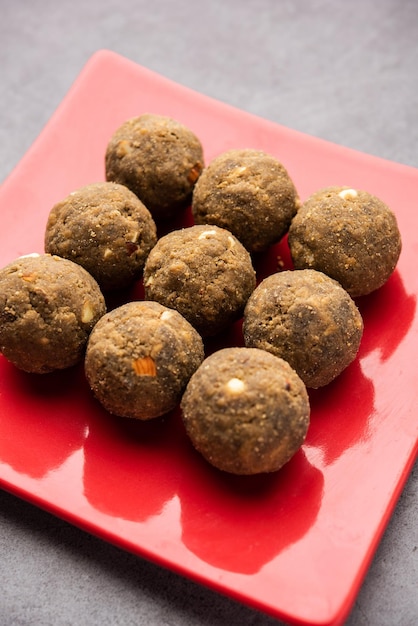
[192,148,300,252]
[105,114,204,220]
[44,182,157,291]
[243,269,363,388]
[143,224,256,336]
[85,301,204,420]
[288,186,402,297]
[0,254,106,373]
[181,347,310,475]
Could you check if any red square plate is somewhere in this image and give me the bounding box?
[0,50,417,626]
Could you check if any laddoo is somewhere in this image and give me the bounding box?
[44,182,157,291]
[105,114,204,220]
[192,148,300,253]
[181,347,310,475]
[243,269,363,388]
[0,254,106,373]
[288,186,402,297]
[84,301,204,420]
[143,224,256,336]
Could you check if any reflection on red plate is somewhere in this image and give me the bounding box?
[83,408,324,574]
[178,446,324,575]
[0,359,87,478]
[0,50,418,626]
[83,409,184,522]
[356,270,417,361]
[307,359,375,467]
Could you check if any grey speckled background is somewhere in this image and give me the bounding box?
[1,1,417,625]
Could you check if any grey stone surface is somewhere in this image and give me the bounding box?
[1,1,417,624]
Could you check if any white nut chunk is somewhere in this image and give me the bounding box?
[226,377,246,394]
[338,188,358,200]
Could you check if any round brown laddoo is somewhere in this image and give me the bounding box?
[44,181,157,291]
[0,254,106,373]
[192,148,300,253]
[84,300,204,420]
[243,269,363,388]
[288,186,402,297]
[181,347,310,475]
[105,113,204,220]
[143,224,256,336]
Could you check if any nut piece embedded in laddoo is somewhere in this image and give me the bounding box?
[44,182,157,291]
[143,224,256,336]
[0,254,106,373]
[243,269,363,388]
[192,148,300,253]
[288,186,402,297]
[181,347,310,475]
[84,301,204,420]
[105,113,204,220]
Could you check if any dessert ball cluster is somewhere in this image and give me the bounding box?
[45,181,157,291]
[0,254,106,373]
[85,301,204,420]
[243,269,363,388]
[192,148,300,253]
[105,113,204,220]
[143,224,256,336]
[288,186,401,297]
[0,112,403,476]
[181,347,310,475]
